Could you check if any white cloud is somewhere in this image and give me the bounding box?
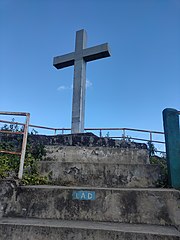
[86,80,92,88]
[57,85,68,91]
[57,80,92,91]
[71,80,92,89]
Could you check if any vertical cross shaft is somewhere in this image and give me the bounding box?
[72,30,87,133]
[53,29,111,134]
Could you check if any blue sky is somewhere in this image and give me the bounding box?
[0,0,180,141]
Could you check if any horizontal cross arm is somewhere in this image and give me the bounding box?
[83,43,111,62]
[53,52,75,69]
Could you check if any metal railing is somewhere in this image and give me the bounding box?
[0,111,30,179]
[0,113,166,180]
[27,125,165,153]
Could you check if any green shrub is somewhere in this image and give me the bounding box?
[0,121,48,185]
[150,155,169,188]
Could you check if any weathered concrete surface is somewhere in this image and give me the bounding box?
[39,161,161,188]
[0,180,17,219]
[27,133,148,149]
[0,218,180,240]
[4,186,180,227]
[43,145,149,164]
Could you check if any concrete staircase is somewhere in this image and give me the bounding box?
[0,138,180,239]
[39,146,161,188]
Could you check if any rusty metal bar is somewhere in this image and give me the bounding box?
[0,119,25,126]
[18,113,30,179]
[125,128,164,135]
[28,125,71,134]
[0,111,29,116]
[29,124,59,131]
[84,127,164,135]
[128,137,165,144]
[0,150,21,155]
[111,136,165,144]
[0,130,24,135]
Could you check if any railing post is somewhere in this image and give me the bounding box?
[100,129,102,138]
[163,108,180,189]
[18,113,30,179]
[122,129,126,139]
[150,132,153,142]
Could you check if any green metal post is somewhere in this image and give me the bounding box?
[163,108,180,189]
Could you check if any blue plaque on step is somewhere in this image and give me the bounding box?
[72,190,96,200]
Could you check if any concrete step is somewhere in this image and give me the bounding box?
[43,145,149,164]
[4,186,180,227]
[39,161,161,188]
[0,217,179,240]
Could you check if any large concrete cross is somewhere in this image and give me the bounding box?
[53,29,111,133]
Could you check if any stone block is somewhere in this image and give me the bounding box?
[43,146,149,164]
[4,186,180,227]
[0,218,180,240]
[0,180,17,219]
[39,161,161,188]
